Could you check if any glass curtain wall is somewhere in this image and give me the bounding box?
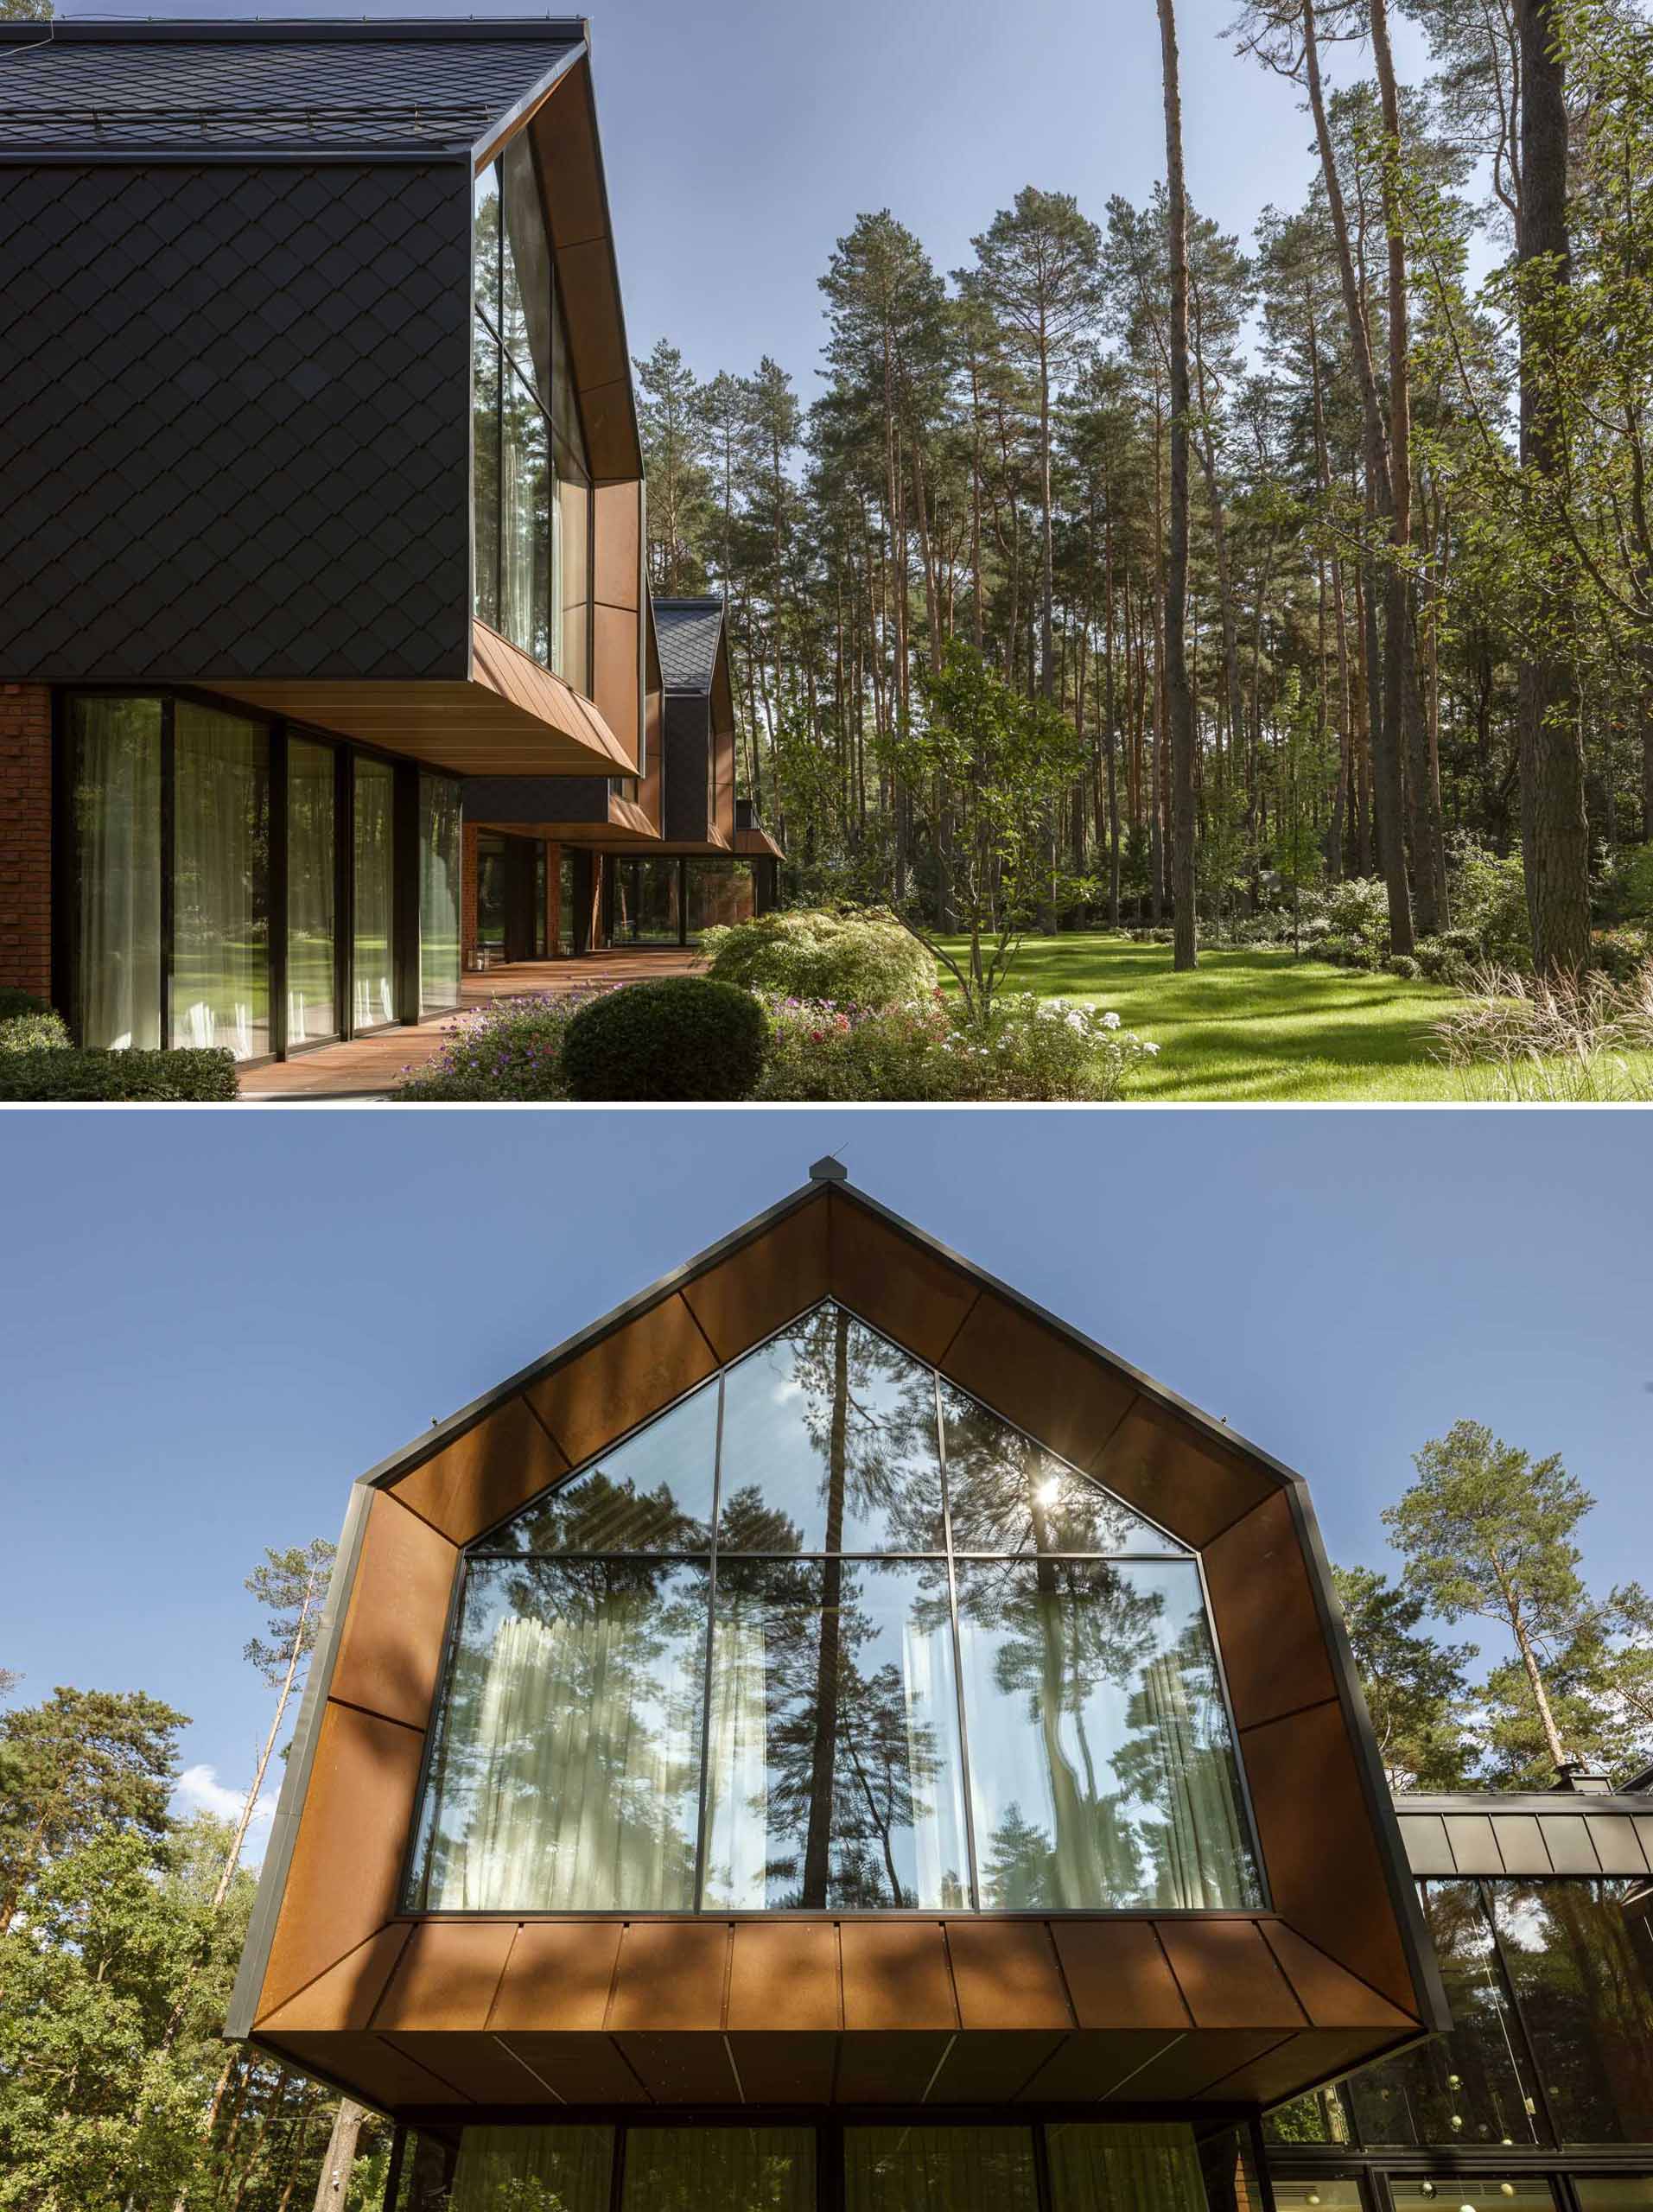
[612,857,683,945]
[170,701,270,1058]
[472,135,590,684]
[407,1299,1261,1916]
[441,2123,1207,2212]
[66,695,162,1050]
[685,859,755,938]
[418,773,462,1015]
[286,736,336,1046]
[353,757,397,1031]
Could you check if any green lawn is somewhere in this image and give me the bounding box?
[938,934,1476,1102]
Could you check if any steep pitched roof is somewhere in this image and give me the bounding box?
[226,1169,1449,2113]
[0,19,585,154]
[652,596,725,694]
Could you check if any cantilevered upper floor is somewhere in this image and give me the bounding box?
[0,17,646,779]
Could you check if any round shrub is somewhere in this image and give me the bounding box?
[701,906,934,1010]
[1415,937,1470,986]
[1383,953,1421,981]
[0,987,50,1023]
[0,1005,70,1053]
[561,976,769,1101]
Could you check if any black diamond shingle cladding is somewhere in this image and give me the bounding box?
[652,599,724,696]
[0,34,581,150]
[0,161,473,681]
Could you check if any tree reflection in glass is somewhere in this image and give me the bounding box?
[718,1304,944,1552]
[1492,1879,1653,2143]
[487,1386,718,1553]
[410,1558,707,1911]
[704,1557,967,1910]
[955,1559,1259,1909]
[942,1382,1186,1555]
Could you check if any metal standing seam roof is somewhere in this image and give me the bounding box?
[0,20,586,154]
[652,595,725,694]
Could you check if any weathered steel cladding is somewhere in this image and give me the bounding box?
[0,160,470,682]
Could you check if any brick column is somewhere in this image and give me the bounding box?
[0,683,52,1003]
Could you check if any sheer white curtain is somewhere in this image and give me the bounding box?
[703,1603,770,1909]
[1140,1649,1250,1909]
[431,1594,698,1912]
[72,697,162,1050]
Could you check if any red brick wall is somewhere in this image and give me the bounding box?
[0,684,51,1002]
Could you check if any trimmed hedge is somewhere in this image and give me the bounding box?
[0,1047,239,1103]
[0,988,51,1023]
[561,976,768,1101]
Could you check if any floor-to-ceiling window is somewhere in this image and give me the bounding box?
[472,133,591,685]
[685,858,755,938]
[352,756,397,1033]
[406,1299,1261,1916]
[286,737,337,1046]
[65,695,162,1051]
[418,773,462,1015]
[423,2121,1216,2212]
[169,702,270,1059]
[611,855,682,946]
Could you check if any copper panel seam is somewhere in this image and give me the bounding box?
[321,1694,425,1738]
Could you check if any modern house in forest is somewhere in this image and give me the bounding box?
[0,18,779,1064]
[215,1168,1653,2212]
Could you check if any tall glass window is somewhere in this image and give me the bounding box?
[613,856,683,946]
[686,859,756,938]
[353,757,396,1031]
[1345,1881,1543,2147]
[170,701,270,1059]
[408,1299,1261,1915]
[418,773,462,1015]
[1492,1881,1653,2143]
[848,2128,1038,2212]
[471,140,590,683]
[450,2126,613,2212]
[66,695,162,1051]
[286,737,336,1047]
[1047,2123,1210,2212]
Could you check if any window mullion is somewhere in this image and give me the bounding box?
[936,1363,982,1912]
[693,1370,725,1914]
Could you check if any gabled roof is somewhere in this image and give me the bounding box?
[0,19,586,155]
[227,1171,1447,2125]
[652,596,725,695]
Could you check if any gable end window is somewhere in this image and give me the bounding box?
[407,1300,1263,1916]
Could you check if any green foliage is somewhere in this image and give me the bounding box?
[1414,936,1472,985]
[0,1006,70,1053]
[1384,953,1421,980]
[1332,1565,1475,1789]
[0,1048,238,1103]
[0,1687,190,1933]
[702,906,937,1009]
[1447,838,1530,966]
[1596,842,1653,925]
[244,1540,335,1687]
[561,976,770,1102]
[1322,876,1393,957]
[891,640,1089,1018]
[397,993,598,1102]
[1591,925,1648,982]
[753,990,1158,1101]
[0,988,51,1020]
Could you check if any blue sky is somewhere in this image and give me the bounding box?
[66,0,1440,390]
[3,1109,1649,1856]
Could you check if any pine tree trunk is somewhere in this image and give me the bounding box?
[1516,0,1592,976]
[310,2100,366,2212]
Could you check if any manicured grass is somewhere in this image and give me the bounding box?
[936,933,1471,1102]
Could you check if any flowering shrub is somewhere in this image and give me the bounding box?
[703,906,936,1010]
[395,991,615,1101]
[755,990,1158,1102]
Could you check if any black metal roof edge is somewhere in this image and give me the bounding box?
[354,1178,830,1497]
[225,1480,377,2042]
[0,148,478,163]
[467,31,585,162]
[4,18,588,42]
[1395,1791,1653,1816]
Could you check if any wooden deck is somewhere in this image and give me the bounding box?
[238,950,703,1101]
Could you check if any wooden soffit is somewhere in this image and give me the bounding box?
[213,624,638,778]
[233,1180,1446,2125]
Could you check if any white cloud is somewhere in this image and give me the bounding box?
[173,1764,277,1844]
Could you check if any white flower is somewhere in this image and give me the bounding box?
[1102,1009,1121,1029]
[1142,1040,1160,1055]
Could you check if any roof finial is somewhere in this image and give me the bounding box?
[809,1154,848,1184]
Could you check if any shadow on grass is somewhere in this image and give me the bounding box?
[936,935,1458,1103]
